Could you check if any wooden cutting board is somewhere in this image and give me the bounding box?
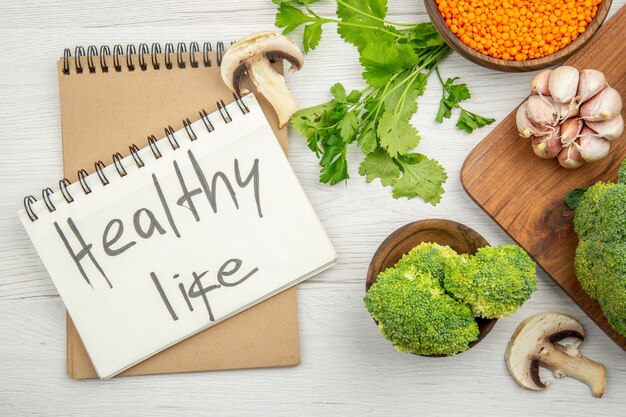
[461,5,626,350]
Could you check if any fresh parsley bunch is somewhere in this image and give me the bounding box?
[273,0,494,205]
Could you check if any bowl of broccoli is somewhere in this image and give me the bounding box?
[365,219,537,357]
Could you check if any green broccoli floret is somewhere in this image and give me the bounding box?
[596,185,626,243]
[443,245,537,319]
[395,242,459,286]
[364,268,478,356]
[595,244,626,337]
[573,182,614,240]
[391,262,444,295]
[574,238,606,298]
[572,156,626,338]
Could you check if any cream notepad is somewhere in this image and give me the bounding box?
[19,94,336,379]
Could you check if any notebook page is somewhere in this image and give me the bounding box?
[19,94,336,378]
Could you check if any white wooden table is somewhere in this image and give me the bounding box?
[1,1,624,415]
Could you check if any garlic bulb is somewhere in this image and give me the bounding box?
[580,86,623,121]
[518,66,624,169]
[575,127,611,162]
[549,66,579,104]
[585,115,624,141]
[577,69,606,104]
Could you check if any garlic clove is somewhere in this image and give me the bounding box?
[560,117,583,146]
[585,115,624,141]
[549,66,580,104]
[558,144,586,169]
[577,69,607,104]
[580,86,623,122]
[531,70,552,96]
[575,127,611,162]
[532,126,562,159]
[557,100,579,121]
[517,101,551,138]
[527,94,558,127]
[516,102,533,138]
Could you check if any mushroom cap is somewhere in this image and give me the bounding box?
[220,31,304,93]
[505,312,585,391]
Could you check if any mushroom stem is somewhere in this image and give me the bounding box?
[539,342,606,397]
[506,312,606,398]
[247,58,298,128]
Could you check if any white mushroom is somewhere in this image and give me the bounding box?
[505,312,606,398]
[221,31,304,128]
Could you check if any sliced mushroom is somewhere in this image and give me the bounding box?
[505,312,606,398]
[221,31,304,128]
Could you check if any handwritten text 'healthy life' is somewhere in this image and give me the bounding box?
[53,149,262,322]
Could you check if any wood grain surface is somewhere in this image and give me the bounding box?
[1,1,625,416]
[423,0,613,72]
[365,219,498,354]
[462,5,626,350]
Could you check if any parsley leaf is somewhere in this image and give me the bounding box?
[360,42,419,88]
[377,112,420,158]
[303,22,323,53]
[330,83,347,102]
[291,83,357,185]
[436,76,470,123]
[275,3,316,34]
[291,100,337,142]
[346,89,362,103]
[565,188,587,210]
[436,72,495,133]
[456,109,495,134]
[409,22,445,49]
[338,111,359,141]
[445,78,471,103]
[359,148,400,186]
[319,134,349,184]
[393,154,447,205]
[336,0,398,51]
[357,122,378,154]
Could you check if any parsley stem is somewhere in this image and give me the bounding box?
[303,3,324,20]
[361,85,373,95]
[394,70,421,114]
[435,67,450,103]
[389,45,448,115]
[323,19,403,38]
[435,67,445,86]
[335,0,416,27]
[370,71,403,121]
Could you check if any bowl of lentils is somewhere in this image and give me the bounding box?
[424,0,613,71]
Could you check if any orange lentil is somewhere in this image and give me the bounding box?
[436,0,602,61]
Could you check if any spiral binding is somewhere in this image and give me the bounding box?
[62,41,226,75]
[23,94,250,222]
